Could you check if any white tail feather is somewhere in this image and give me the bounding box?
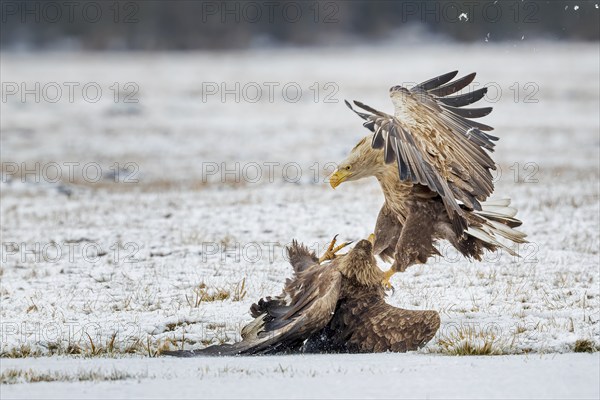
[481,198,511,207]
[487,219,527,242]
[467,198,527,256]
[467,227,519,256]
[476,210,519,221]
[480,205,518,218]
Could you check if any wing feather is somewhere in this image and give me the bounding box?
[440,105,493,119]
[167,263,342,357]
[340,299,441,353]
[415,70,459,91]
[372,124,386,149]
[438,87,488,107]
[346,71,498,236]
[429,72,476,97]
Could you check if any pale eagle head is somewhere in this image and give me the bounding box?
[328,134,384,189]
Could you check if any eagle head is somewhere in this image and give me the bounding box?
[338,236,382,287]
[352,238,373,255]
[329,135,384,189]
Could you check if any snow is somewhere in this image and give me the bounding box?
[1,354,599,399]
[1,41,599,396]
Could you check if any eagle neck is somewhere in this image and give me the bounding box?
[375,165,410,220]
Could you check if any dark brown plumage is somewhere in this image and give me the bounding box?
[163,239,439,357]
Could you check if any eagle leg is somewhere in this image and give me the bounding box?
[319,234,352,263]
[382,268,396,290]
[373,203,403,263]
[388,201,439,279]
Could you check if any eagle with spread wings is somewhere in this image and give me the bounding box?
[163,237,439,356]
[328,71,527,286]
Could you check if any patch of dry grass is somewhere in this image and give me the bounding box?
[185,278,247,308]
[436,324,508,355]
[0,367,147,385]
[573,339,599,353]
[0,334,177,358]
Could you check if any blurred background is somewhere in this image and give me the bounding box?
[1,0,599,51]
[2,1,598,186]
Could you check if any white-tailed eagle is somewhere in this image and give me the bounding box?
[329,71,527,286]
[163,237,440,356]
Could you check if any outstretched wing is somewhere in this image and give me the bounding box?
[286,239,319,274]
[346,301,441,353]
[346,71,498,235]
[164,263,342,357]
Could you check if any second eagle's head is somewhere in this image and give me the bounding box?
[337,235,382,288]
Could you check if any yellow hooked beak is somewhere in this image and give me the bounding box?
[329,168,352,189]
[367,233,376,245]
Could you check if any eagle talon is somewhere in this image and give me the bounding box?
[382,268,396,291]
[319,235,352,263]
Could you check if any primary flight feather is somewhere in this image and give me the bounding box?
[330,71,527,285]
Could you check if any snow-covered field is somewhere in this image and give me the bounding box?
[1,353,598,399]
[1,42,599,397]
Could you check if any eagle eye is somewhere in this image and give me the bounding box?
[345,165,351,170]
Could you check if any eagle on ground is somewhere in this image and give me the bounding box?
[329,71,527,286]
[163,237,440,356]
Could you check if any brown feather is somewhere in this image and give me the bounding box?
[165,240,441,357]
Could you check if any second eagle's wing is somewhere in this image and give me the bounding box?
[346,71,498,235]
[286,239,319,274]
[346,301,441,353]
[164,263,342,357]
